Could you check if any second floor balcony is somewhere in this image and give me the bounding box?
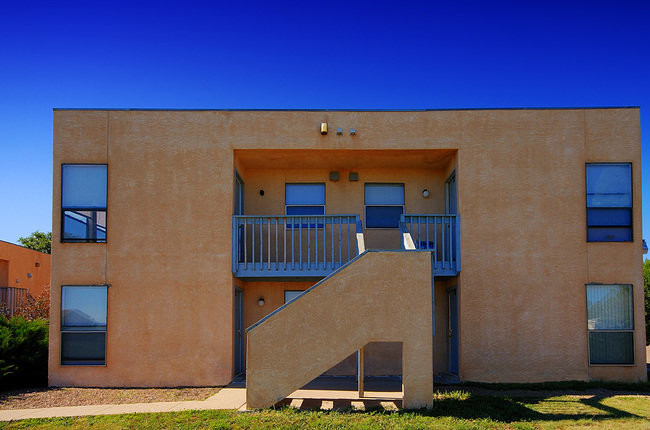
[232,213,460,279]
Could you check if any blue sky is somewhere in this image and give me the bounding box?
[0,1,648,248]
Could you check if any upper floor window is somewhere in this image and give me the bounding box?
[61,285,107,365]
[365,183,404,228]
[285,183,325,216]
[586,163,632,242]
[61,164,107,242]
[586,284,634,365]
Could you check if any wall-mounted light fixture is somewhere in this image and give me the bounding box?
[320,123,328,135]
[349,172,359,181]
[336,128,342,135]
[259,189,265,196]
[350,128,356,135]
[422,189,430,198]
[329,171,339,181]
[258,298,265,307]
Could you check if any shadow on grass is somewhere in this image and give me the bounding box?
[275,392,644,423]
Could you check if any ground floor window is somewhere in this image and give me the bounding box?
[284,290,303,304]
[586,284,634,365]
[61,285,107,365]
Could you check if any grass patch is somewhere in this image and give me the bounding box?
[2,391,649,429]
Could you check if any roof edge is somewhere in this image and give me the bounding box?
[52,106,641,112]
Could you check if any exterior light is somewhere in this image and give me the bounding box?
[350,128,356,135]
[258,298,265,307]
[336,128,342,135]
[320,123,328,135]
[422,189,430,198]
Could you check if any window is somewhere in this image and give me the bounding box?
[365,183,404,228]
[284,290,303,304]
[285,183,325,215]
[586,163,632,242]
[61,286,107,365]
[61,164,107,242]
[586,284,634,365]
[285,183,325,228]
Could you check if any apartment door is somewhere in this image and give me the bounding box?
[234,287,245,375]
[234,173,245,262]
[447,287,459,374]
[445,171,457,214]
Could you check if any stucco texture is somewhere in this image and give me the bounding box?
[51,108,645,388]
[0,240,50,297]
[245,250,433,409]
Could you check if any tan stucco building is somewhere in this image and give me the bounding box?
[1,240,50,315]
[50,108,646,408]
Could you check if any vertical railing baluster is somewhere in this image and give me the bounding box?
[433,217,438,269]
[347,218,350,262]
[441,216,446,269]
[244,218,248,270]
[267,217,271,271]
[284,218,287,270]
[292,217,295,270]
[275,217,278,271]
[323,216,327,269]
[424,216,431,250]
[338,216,342,268]
[251,218,255,271]
[331,217,334,270]
[314,217,319,270]
[307,216,311,271]
[417,216,421,249]
[299,217,303,270]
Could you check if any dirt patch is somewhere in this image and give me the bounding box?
[0,386,221,410]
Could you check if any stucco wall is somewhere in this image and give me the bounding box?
[51,108,644,387]
[0,240,50,297]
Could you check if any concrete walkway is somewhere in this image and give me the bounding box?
[0,388,246,422]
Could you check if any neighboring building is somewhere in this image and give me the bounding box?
[0,240,51,316]
[50,108,645,408]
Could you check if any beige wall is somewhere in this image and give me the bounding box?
[51,108,644,387]
[237,164,451,250]
[0,240,51,298]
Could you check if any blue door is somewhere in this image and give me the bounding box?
[234,287,244,375]
[447,287,459,374]
[234,173,245,262]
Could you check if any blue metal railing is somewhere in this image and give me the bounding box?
[399,214,460,275]
[233,215,364,278]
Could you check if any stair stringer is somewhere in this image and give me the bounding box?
[246,250,433,409]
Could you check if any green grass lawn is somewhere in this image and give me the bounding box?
[2,391,649,429]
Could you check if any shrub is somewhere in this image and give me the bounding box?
[0,315,49,388]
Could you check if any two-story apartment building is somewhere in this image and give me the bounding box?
[50,108,645,408]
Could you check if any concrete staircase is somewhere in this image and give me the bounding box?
[245,250,434,409]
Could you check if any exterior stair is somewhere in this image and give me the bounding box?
[245,250,434,409]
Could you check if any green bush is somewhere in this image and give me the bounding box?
[0,315,48,388]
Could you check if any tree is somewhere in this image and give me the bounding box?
[643,260,650,345]
[17,231,51,254]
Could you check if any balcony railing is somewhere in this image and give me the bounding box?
[233,215,365,278]
[399,214,460,275]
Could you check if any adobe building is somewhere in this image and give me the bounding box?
[0,240,51,315]
[50,108,645,408]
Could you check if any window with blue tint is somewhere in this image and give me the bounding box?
[61,165,107,242]
[586,285,634,365]
[365,183,404,228]
[586,163,632,242]
[284,290,304,304]
[61,286,107,365]
[285,183,325,227]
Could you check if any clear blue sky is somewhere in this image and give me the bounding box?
[1,1,648,247]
